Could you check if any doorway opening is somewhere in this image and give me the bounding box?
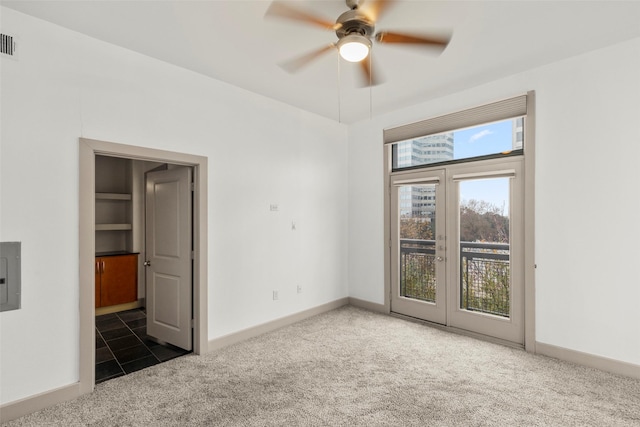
[93,156,195,382]
[79,138,208,394]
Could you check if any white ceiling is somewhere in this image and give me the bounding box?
[3,0,640,123]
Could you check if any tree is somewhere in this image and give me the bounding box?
[400,217,434,240]
[459,199,509,243]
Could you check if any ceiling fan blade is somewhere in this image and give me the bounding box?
[279,44,336,73]
[357,56,384,87]
[265,1,340,31]
[361,0,397,23]
[375,31,450,50]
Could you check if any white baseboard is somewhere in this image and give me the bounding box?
[348,297,387,313]
[536,341,640,380]
[0,383,80,423]
[208,297,350,352]
[6,300,638,424]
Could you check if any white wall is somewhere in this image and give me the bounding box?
[0,7,348,404]
[2,4,639,410]
[348,37,640,366]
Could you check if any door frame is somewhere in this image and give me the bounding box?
[79,138,208,394]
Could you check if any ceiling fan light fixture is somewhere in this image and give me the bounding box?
[337,34,371,62]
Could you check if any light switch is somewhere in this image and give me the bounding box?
[0,242,21,312]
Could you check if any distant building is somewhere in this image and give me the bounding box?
[513,117,524,150]
[396,133,454,218]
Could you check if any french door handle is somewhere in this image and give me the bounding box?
[143,260,151,267]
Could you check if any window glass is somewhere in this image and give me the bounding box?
[392,117,523,170]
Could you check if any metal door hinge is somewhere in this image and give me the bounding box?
[191,318,195,328]
[191,182,195,191]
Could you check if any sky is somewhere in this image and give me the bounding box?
[454,119,514,160]
[454,119,514,213]
[459,178,510,216]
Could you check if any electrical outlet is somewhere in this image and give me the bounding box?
[273,290,279,300]
[297,285,302,294]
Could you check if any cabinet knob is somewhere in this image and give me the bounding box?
[143,260,151,267]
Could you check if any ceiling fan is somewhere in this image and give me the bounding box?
[265,0,451,86]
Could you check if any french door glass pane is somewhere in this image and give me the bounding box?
[399,184,437,303]
[458,178,511,317]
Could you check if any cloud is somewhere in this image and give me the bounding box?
[468,129,493,143]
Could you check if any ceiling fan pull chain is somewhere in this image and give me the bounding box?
[369,53,373,119]
[337,52,342,124]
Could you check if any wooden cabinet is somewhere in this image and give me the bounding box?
[95,254,138,308]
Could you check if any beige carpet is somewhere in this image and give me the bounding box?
[4,306,640,426]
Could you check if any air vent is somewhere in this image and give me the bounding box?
[1,33,16,57]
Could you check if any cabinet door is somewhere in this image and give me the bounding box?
[95,260,102,308]
[100,255,137,307]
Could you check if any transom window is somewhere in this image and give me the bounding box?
[392,117,524,171]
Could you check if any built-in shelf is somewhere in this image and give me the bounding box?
[95,156,134,254]
[96,193,132,201]
[95,224,132,231]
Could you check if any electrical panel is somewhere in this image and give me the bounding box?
[0,242,21,312]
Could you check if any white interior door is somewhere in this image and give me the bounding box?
[145,166,192,350]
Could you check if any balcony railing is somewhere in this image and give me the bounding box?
[400,239,510,317]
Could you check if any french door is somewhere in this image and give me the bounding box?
[390,158,524,344]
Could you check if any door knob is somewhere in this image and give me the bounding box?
[436,256,444,262]
[143,260,151,267]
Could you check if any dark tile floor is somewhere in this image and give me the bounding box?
[95,308,191,384]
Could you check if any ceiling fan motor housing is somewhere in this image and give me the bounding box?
[335,9,374,40]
